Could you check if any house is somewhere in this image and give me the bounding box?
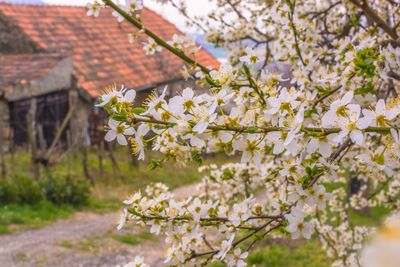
[0,2,219,151]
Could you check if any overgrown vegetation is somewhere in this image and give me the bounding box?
[0,174,91,206]
[0,147,229,233]
[0,202,74,234]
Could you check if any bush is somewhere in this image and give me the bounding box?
[41,174,90,206]
[0,175,43,205]
[0,179,19,204]
[0,174,91,207]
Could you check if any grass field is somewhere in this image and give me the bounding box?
[0,202,74,234]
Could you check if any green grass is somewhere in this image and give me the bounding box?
[0,201,75,233]
[112,232,154,245]
[58,232,155,254]
[246,240,331,267]
[348,206,390,226]
[59,236,103,254]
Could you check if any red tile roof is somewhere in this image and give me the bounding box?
[0,3,219,96]
[0,53,65,88]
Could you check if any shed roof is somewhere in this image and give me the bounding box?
[0,53,65,88]
[0,3,219,97]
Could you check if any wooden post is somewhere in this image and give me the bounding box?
[9,144,15,174]
[27,98,40,179]
[81,145,94,184]
[98,140,104,173]
[129,144,139,168]
[37,125,47,153]
[0,152,6,179]
[0,92,6,179]
[66,129,72,177]
[108,142,119,173]
[0,113,6,179]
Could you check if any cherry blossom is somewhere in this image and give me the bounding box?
[239,47,266,65]
[86,0,400,266]
[104,119,135,146]
[123,255,149,267]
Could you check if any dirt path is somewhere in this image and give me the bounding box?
[0,184,199,267]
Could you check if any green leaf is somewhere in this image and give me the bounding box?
[349,15,360,27]
[191,150,203,165]
[242,63,251,75]
[128,208,141,216]
[304,108,317,118]
[254,234,264,240]
[111,114,127,122]
[148,159,162,171]
[315,86,329,94]
[221,168,234,180]
[355,82,377,96]
[354,48,377,78]
[132,107,146,115]
[205,76,217,86]
[305,166,312,176]
[245,126,258,133]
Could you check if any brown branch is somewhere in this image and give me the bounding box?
[133,116,396,135]
[349,0,399,40]
[169,0,207,32]
[104,0,211,74]
[306,1,341,20]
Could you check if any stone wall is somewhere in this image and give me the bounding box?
[4,57,73,101]
[0,56,91,150]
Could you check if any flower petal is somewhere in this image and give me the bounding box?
[117,134,128,145]
[104,130,117,142]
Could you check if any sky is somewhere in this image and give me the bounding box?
[40,0,211,32]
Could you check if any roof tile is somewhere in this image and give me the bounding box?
[0,53,65,88]
[0,3,219,96]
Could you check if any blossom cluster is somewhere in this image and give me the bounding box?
[87,0,400,266]
[117,171,333,266]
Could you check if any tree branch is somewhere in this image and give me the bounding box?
[103,0,212,74]
[349,0,399,40]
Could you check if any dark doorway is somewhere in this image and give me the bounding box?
[9,90,69,148]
